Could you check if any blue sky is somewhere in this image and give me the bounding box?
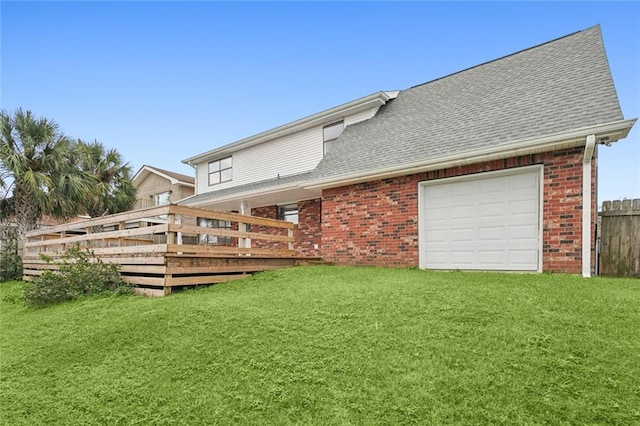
[1,1,639,204]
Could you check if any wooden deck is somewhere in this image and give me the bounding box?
[23,205,320,296]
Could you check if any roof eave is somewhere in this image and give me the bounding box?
[182,91,395,165]
[304,119,637,190]
[179,181,318,208]
[132,165,195,187]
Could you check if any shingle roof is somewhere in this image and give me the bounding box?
[143,165,195,185]
[180,172,312,205]
[311,25,624,181]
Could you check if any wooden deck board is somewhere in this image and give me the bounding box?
[23,204,322,296]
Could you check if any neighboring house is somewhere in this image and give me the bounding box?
[132,165,195,209]
[180,26,636,276]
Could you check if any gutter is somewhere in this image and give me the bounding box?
[582,134,596,278]
[180,180,320,208]
[303,119,637,190]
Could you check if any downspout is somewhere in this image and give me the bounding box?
[582,135,596,277]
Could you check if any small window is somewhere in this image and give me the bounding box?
[277,204,299,225]
[198,217,232,244]
[323,121,344,156]
[155,191,170,206]
[208,157,233,186]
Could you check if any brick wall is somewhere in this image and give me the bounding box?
[250,206,286,250]
[296,199,322,257]
[321,147,596,274]
[251,199,322,257]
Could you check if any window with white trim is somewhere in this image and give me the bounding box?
[155,191,170,206]
[323,121,344,156]
[277,204,299,225]
[208,157,233,186]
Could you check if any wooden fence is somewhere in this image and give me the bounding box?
[598,199,640,277]
[23,204,319,295]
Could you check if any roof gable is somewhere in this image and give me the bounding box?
[132,165,195,187]
[311,25,627,182]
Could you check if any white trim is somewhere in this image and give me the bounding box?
[132,165,195,188]
[182,91,396,165]
[582,134,596,278]
[305,119,636,190]
[180,181,321,209]
[418,165,544,271]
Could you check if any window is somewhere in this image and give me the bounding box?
[323,121,344,156]
[198,217,232,244]
[277,204,299,225]
[155,191,171,219]
[208,157,233,186]
[155,191,170,206]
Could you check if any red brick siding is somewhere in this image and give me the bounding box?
[250,206,287,250]
[296,199,322,257]
[250,199,322,256]
[322,147,596,274]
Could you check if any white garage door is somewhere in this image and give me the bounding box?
[420,167,541,271]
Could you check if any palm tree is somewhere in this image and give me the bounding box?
[76,140,136,218]
[1,109,95,241]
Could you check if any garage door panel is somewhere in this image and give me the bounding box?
[478,226,506,241]
[451,205,475,219]
[478,201,507,218]
[426,251,449,267]
[478,250,507,265]
[510,199,538,215]
[427,206,448,220]
[509,224,538,240]
[451,251,475,265]
[450,182,476,197]
[425,229,448,243]
[422,168,540,271]
[478,174,506,189]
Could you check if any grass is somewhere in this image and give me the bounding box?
[1,266,639,425]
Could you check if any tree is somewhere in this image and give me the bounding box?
[0,109,137,241]
[76,140,136,218]
[0,109,92,241]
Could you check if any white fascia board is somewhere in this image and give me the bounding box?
[182,91,392,165]
[133,165,179,186]
[304,119,637,190]
[132,165,194,187]
[180,182,314,208]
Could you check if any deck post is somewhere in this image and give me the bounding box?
[288,228,294,251]
[118,221,125,247]
[167,213,176,245]
[238,201,252,251]
[175,214,183,245]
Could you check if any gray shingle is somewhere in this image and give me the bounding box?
[181,172,312,205]
[311,26,624,181]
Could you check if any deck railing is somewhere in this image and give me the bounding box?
[22,204,302,294]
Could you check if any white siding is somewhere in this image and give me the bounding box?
[195,109,379,195]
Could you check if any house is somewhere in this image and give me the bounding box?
[180,26,636,277]
[132,165,195,210]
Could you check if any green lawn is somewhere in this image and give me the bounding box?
[1,266,639,425]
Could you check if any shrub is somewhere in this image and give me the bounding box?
[0,228,22,282]
[24,245,131,307]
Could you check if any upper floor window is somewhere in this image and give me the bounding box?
[277,203,299,225]
[155,191,171,206]
[323,121,344,156]
[209,157,233,186]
